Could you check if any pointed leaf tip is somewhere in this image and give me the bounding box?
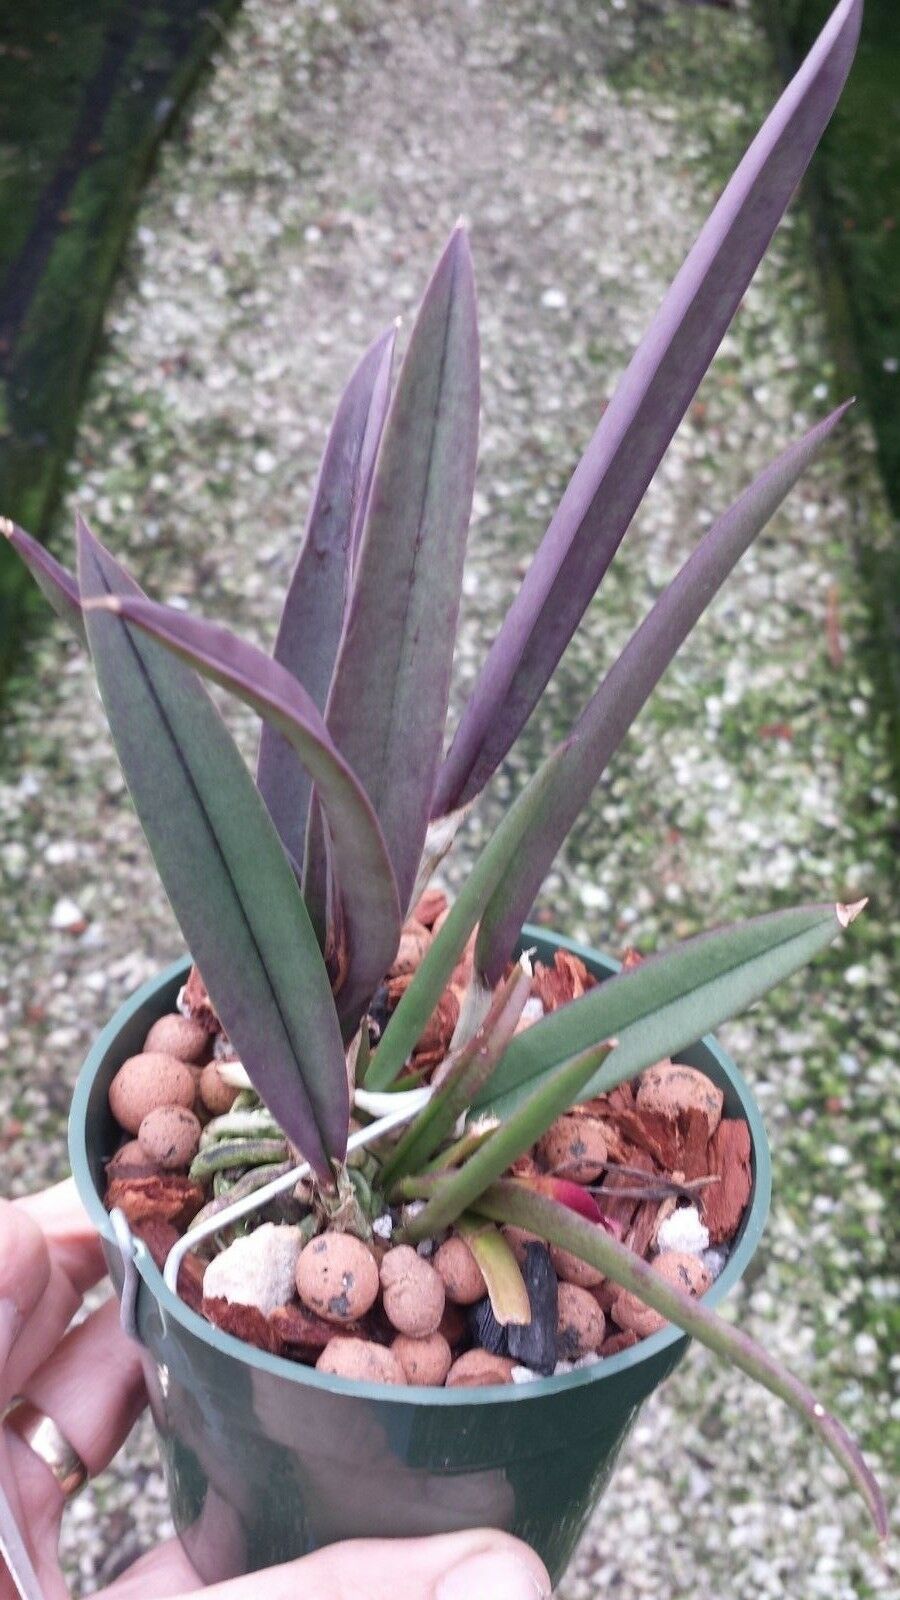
[837,898,868,927]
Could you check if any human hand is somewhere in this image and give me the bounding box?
[1,1182,550,1600]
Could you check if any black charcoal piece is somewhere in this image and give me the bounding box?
[469,1296,508,1356]
[507,1243,558,1374]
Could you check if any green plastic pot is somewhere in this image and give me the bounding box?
[69,927,771,1587]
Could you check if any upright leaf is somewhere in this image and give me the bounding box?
[432,0,862,815]
[93,591,402,1035]
[365,748,568,1088]
[475,404,851,983]
[476,901,865,1119]
[77,517,348,1174]
[256,327,396,862]
[398,1038,614,1238]
[377,963,532,1189]
[1,519,85,642]
[317,225,480,914]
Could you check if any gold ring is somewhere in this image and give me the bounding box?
[2,1397,88,1499]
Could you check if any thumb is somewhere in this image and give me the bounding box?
[135,1530,551,1600]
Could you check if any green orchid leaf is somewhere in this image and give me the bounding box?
[398,1037,613,1239]
[476,901,865,1119]
[365,748,567,1088]
[474,1180,887,1540]
[377,963,532,1190]
[77,516,348,1175]
[315,225,480,916]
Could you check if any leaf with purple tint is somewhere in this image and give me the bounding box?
[474,403,851,984]
[256,327,396,863]
[475,901,866,1121]
[364,747,567,1089]
[92,589,402,1035]
[432,0,862,815]
[474,1182,887,1539]
[1,519,85,642]
[77,517,348,1174]
[317,225,480,914]
[377,962,533,1190]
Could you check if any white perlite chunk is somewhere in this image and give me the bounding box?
[203,1223,305,1314]
[372,1214,394,1241]
[511,1365,540,1385]
[702,1247,729,1283]
[656,1204,710,1258]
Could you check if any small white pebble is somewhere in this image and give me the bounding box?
[553,1359,574,1376]
[372,1214,394,1240]
[573,1352,603,1369]
[511,1365,541,1385]
[253,448,277,475]
[50,897,87,932]
[401,1201,427,1224]
[656,1205,710,1258]
[415,1237,435,1257]
[203,1223,304,1314]
[701,1247,729,1282]
[541,287,567,310]
[520,998,545,1024]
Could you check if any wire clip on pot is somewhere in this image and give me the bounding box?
[162,1088,432,1299]
[109,1206,144,1344]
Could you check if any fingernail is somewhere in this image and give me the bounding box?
[436,1551,549,1600]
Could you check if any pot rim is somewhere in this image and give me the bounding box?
[69,925,771,1407]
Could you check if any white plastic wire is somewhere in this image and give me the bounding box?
[162,1088,431,1296]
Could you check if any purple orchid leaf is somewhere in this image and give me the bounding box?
[433,0,862,816]
[315,225,480,916]
[475,403,851,984]
[77,516,348,1173]
[94,589,402,1036]
[1,519,85,642]
[257,326,396,865]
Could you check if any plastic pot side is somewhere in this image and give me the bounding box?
[69,928,771,1586]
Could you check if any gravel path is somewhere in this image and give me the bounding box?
[0,1,895,1594]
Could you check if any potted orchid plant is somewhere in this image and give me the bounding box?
[3,0,886,1584]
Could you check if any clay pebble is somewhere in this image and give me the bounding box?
[549,1243,605,1289]
[538,1113,608,1183]
[434,1235,487,1304]
[556,1282,606,1360]
[316,1337,405,1385]
[636,1061,724,1133]
[391,1331,453,1386]
[612,1250,712,1338]
[296,1233,380,1324]
[143,1013,210,1064]
[138,1105,202,1169]
[380,1244,445,1336]
[446,1349,516,1388]
[199,1060,240,1114]
[109,1053,196,1135]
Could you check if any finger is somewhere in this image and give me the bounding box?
[15,1178,107,1295]
[98,1536,200,1600]
[163,1530,551,1600]
[0,1203,51,1375]
[7,1298,146,1543]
